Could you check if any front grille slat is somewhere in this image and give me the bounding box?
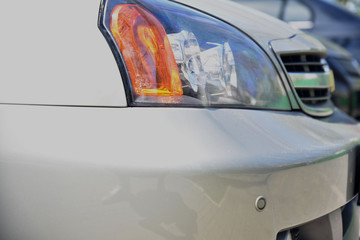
[281,54,327,73]
[284,64,325,73]
[296,87,330,105]
[280,53,331,106]
[300,96,330,101]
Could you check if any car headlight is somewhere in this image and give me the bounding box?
[99,0,291,109]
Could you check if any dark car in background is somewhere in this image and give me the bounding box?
[235,0,360,119]
[235,0,360,61]
[320,37,360,118]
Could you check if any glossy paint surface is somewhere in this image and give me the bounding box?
[0,0,127,106]
[0,105,359,239]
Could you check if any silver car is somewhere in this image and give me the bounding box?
[0,0,359,239]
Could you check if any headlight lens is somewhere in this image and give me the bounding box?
[100,0,291,109]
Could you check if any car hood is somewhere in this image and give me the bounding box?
[173,0,301,47]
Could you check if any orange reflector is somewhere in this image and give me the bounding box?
[110,4,183,96]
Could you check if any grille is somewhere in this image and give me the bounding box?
[280,54,331,105]
[281,54,327,73]
[296,87,331,105]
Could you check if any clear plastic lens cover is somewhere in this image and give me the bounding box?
[100,0,291,110]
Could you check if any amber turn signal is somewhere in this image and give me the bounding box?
[110,4,183,96]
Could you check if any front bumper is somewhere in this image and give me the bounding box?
[0,105,359,239]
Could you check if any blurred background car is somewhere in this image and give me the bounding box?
[233,0,360,61]
[320,37,360,118]
[232,0,360,119]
